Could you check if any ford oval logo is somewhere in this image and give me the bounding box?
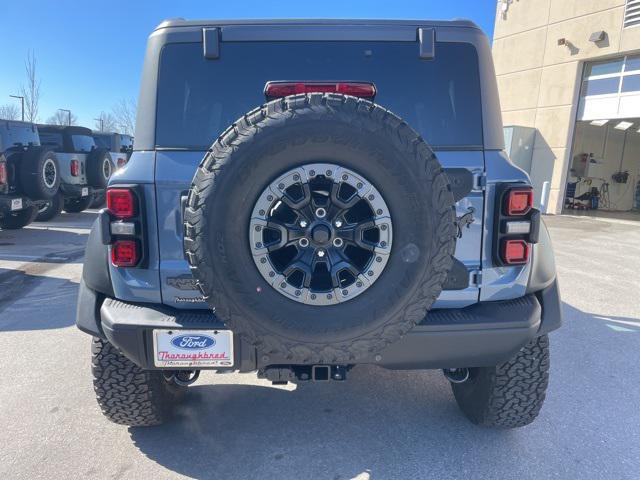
[171,334,216,350]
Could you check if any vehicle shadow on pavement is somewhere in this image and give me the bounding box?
[0,274,78,330]
[31,210,99,230]
[128,301,640,480]
[129,368,496,480]
[0,229,88,262]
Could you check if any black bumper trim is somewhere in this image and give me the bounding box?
[91,280,561,372]
[0,194,36,214]
[60,184,103,198]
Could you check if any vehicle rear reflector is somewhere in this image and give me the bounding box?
[501,239,530,265]
[107,188,136,219]
[70,159,79,177]
[111,240,139,267]
[0,162,6,185]
[504,187,533,216]
[265,82,376,99]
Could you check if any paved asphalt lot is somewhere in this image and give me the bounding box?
[1,212,639,479]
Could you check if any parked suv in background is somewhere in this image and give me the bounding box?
[78,19,561,429]
[37,125,113,219]
[0,120,60,229]
[92,132,133,169]
[90,132,134,207]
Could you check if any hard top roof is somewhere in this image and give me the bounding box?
[0,120,37,129]
[38,124,93,136]
[154,18,480,31]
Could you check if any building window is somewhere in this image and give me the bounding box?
[582,55,640,98]
[625,0,640,29]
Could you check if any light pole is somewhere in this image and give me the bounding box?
[94,117,104,132]
[9,95,24,121]
[59,109,71,126]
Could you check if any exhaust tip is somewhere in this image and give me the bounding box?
[443,368,470,384]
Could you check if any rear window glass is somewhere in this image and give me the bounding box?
[0,124,40,152]
[39,132,64,149]
[156,41,483,149]
[93,135,112,149]
[72,135,96,152]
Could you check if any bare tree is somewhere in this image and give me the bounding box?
[46,110,77,126]
[20,51,41,123]
[0,104,20,120]
[112,98,136,135]
[94,111,117,132]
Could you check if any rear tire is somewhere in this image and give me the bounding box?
[36,192,63,222]
[0,205,38,230]
[86,148,113,189]
[63,195,93,213]
[451,335,550,428]
[91,337,187,427]
[19,148,60,200]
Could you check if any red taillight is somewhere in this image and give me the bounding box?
[265,82,376,99]
[505,188,533,216]
[117,157,127,169]
[502,239,530,265]
[70,159,79,177]
[107,188,136,218]
[111,240,139,267]
[0,162,7,185]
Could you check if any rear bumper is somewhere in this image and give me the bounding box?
[0,194,36,215]
[60,183,102,198]
[77,279,562,372]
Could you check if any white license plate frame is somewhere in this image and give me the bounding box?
[10,198,23,211]
[152,329,234,368]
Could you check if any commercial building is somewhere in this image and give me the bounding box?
[493,0,640,217]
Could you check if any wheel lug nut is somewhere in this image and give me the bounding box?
[317,249,326,258]
[334,220,343,228]
[299,238,309,248]
[332,238,344,248]
[315,207,326,218]
[299,220,308,228]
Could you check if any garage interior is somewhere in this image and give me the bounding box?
[565,119,640,219]
[562,55,640,220]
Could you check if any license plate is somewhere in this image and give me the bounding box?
[81,187,89,197]
[153,329,234,368]
[10,198,22,211]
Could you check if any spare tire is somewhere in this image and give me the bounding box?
[184,93,456,363]
[19,148,60,200]
[86,148,113,189]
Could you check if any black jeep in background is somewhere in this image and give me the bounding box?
[0,120,60,229]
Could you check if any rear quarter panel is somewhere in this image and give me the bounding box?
[480,150,532,301]
[57,152,87,185]
[107,152,163,303]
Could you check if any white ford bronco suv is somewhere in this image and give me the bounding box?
[77,19,561,429]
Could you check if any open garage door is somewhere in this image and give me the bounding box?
[565,56,640,219]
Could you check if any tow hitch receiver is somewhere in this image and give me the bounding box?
[261,365,349,384]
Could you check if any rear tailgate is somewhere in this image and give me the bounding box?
[154,34,486,309]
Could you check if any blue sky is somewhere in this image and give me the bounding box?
[0,0,496,129]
